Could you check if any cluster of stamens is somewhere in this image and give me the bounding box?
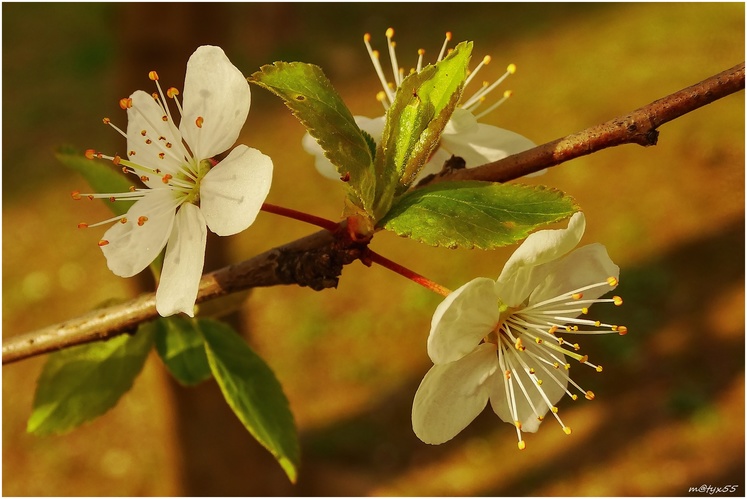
[489,276,626,450]
[71,70,208,247]
[363,28,516,118]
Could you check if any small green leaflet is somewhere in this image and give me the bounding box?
[57,146,135,217]
[150,317,212,386]
[27,328,154,436]
[200,319,300,483]
[250,62,376,218]
[372,41,473,220]
[379,181,578,249]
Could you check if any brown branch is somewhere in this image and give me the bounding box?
[3,63,744,365]
[429,62,745,184]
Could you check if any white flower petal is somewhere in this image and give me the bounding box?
[428,277,502,364]
[199,145,273,236]
[100,189,178,277]
[496,212,586,306]
[412,343,498,444]
[489,342,568,432]
[156,203,207,317]
[127,90,185,185]
[180,46,250,160]
[528,243,620,307]
[422,108,536,173]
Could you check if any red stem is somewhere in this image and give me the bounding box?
[367,249,452,297]
[261,203,340,232]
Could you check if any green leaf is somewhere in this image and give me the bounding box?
[251,62,376,217]
[379,181,578,249]
[150,317,212,386]
[200,319,300,483]
[373,41,473,220]
[27,329,154,435]
[57,146,136,217]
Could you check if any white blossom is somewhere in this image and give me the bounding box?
[412,213,627,449]
[74,46,272,317]
[303,28,536,180]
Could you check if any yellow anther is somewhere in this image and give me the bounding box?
[551,406,559,414]
[507,63,517,74]
[518,440,526,451]
[536,337,543,344]
[77,222,88,229]
[140,175,149,182]
[529,368,535,375]
[161,115,168,122]
[162,174,173,184]
[549,325,558,334]
[167,87,179,98]
[418,48,425,55]
[594,320,601,327]
[581,307,589,315]
[152,92,159,100]
[563,426,572,435]
[129,186,136,192]
[363,33,371,42]
[71,191,82,200]
[386,27,394,38]
[195,116,204,128]
[84,149,96,160]
[158,152,165,159]
[482,55,492,65]
[148,70,159,81]
[445,31,452,41]
[514,421,522,429]
[596,365,604,372]
[536,379,543,386]
[504,369,511,380]
[572,292,583,300]
[372,49,380,59]
[607,276,618,287]
[119,218,127,224]
[537,415,545,422]
[514,337,524,350]
[376,91,387,102]
[579,355,589,363]
[571,394,578,401]
[564,363,571,370]
[119,97,132,110]
[102,117,111,124]
[137,216,148,226]
[112,155,121,166]
[613,296,623,306]
[503,89,513,98]
[98,240,110,247]
[585,390,595,401]
[617,325,628,336]
[553,362,560,369]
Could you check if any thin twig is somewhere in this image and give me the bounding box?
[2,63,744,365]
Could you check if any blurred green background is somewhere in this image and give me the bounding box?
[3,2,744,496]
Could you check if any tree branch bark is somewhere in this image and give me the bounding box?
[3,62,743,365]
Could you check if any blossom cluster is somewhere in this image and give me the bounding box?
[73,37,626,449]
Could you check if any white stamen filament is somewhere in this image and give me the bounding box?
[461,66,515,109]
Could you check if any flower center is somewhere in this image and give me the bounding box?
[489,276,626,450]
[72,69,211,243]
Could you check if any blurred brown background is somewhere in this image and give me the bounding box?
[3,3,744,496]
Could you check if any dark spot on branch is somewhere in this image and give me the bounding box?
[646,129,660,146]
